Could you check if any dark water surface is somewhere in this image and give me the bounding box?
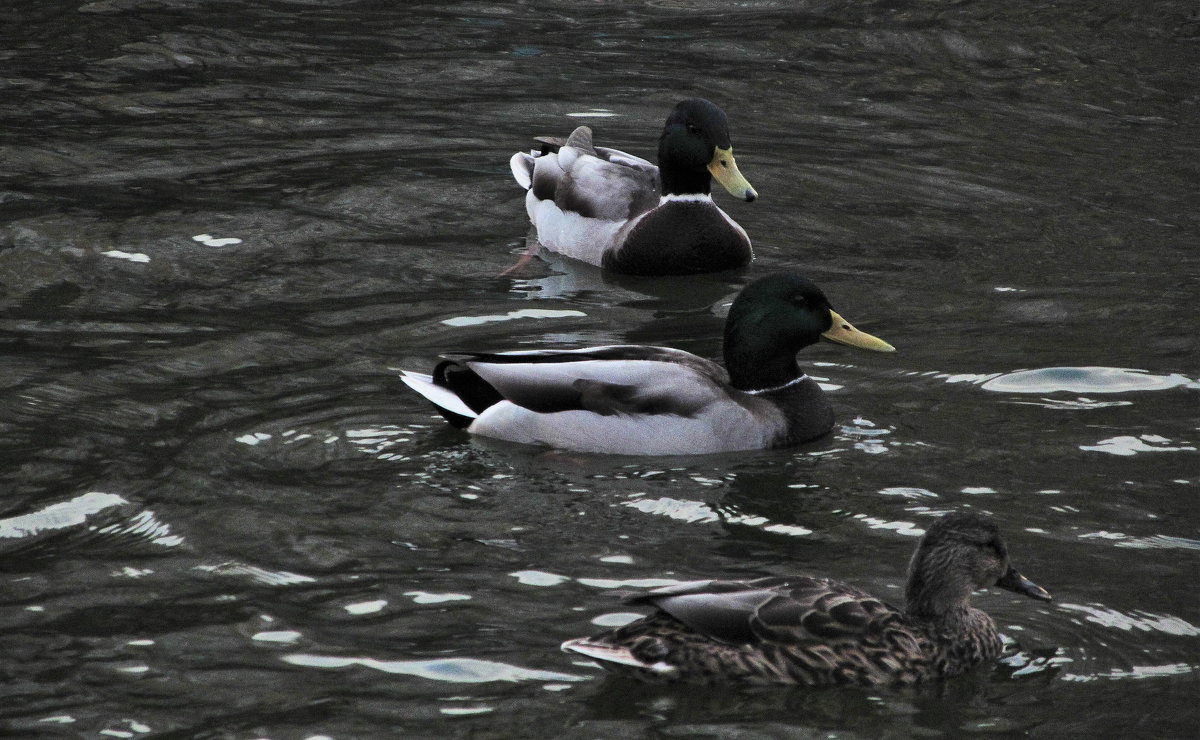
[2,1,1198,737]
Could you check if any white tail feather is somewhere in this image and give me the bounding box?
[560,638,682,677]
[509,152,534,190]
[398,371,478,420]
[561,639,644,667]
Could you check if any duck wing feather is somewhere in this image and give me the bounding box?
[443,345,731,418]
[632,576,900,647]
[515,128,660,221]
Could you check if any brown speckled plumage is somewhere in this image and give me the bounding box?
[562,512,1051,685]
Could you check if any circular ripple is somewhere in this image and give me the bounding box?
[981,367,1194,394]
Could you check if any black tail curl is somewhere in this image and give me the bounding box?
[432,359,503,428]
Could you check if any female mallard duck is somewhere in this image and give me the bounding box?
[399,272,893,455]
[562,512,1052,685]
[509,98,758,275]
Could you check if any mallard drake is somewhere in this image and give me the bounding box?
[509,98,758,275]
[561,512,1052,685]
[399,272,894,455]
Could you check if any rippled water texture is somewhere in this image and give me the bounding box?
[2,1,1198,737]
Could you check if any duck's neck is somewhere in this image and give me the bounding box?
[723,325,804,392]
[658,166,712,197]
[906,599,972,631]
[657,142,712,197]
[904,555,975,626]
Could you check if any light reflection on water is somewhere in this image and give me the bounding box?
[0,491,131,538]
[980,367,1198,394]
[1059,662,1194,683]
[1058,604,1199,637]
[1080,434,1197,457]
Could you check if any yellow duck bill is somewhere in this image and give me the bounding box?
[821,310,895,352]
[708,146,757,202]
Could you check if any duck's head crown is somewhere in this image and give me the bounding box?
[663,98,731,148]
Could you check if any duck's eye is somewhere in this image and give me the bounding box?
[790,294,807,307]
[686,124,701,135]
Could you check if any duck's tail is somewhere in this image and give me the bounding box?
[398,370,478,428]
[509,151,535,190]
[510,126,596,191]
[560,638,678,678]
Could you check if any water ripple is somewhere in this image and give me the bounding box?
[1011,598,1200,685]
[842,511,928,537]
[980,367,1197,394]
[194,562,315,587]
[0,491,183,558]
[1080,434,1196,456]
[0,491,130,539]
[1060,663,1194,682]
[575,577,690,590]
[1079,530,1200,551]
[441,308,587,327]
[510,570,571,587]
[405,591,471,604]
[1057,603,1199,637]
[622,495,814,536]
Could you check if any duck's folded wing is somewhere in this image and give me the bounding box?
[629,579,786,645]
[512,128,660,221]
[553,151,660,221]
[750,580,899,644]
[448,345,730,417]
[631,576,897,646]
[595,145,656,171]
